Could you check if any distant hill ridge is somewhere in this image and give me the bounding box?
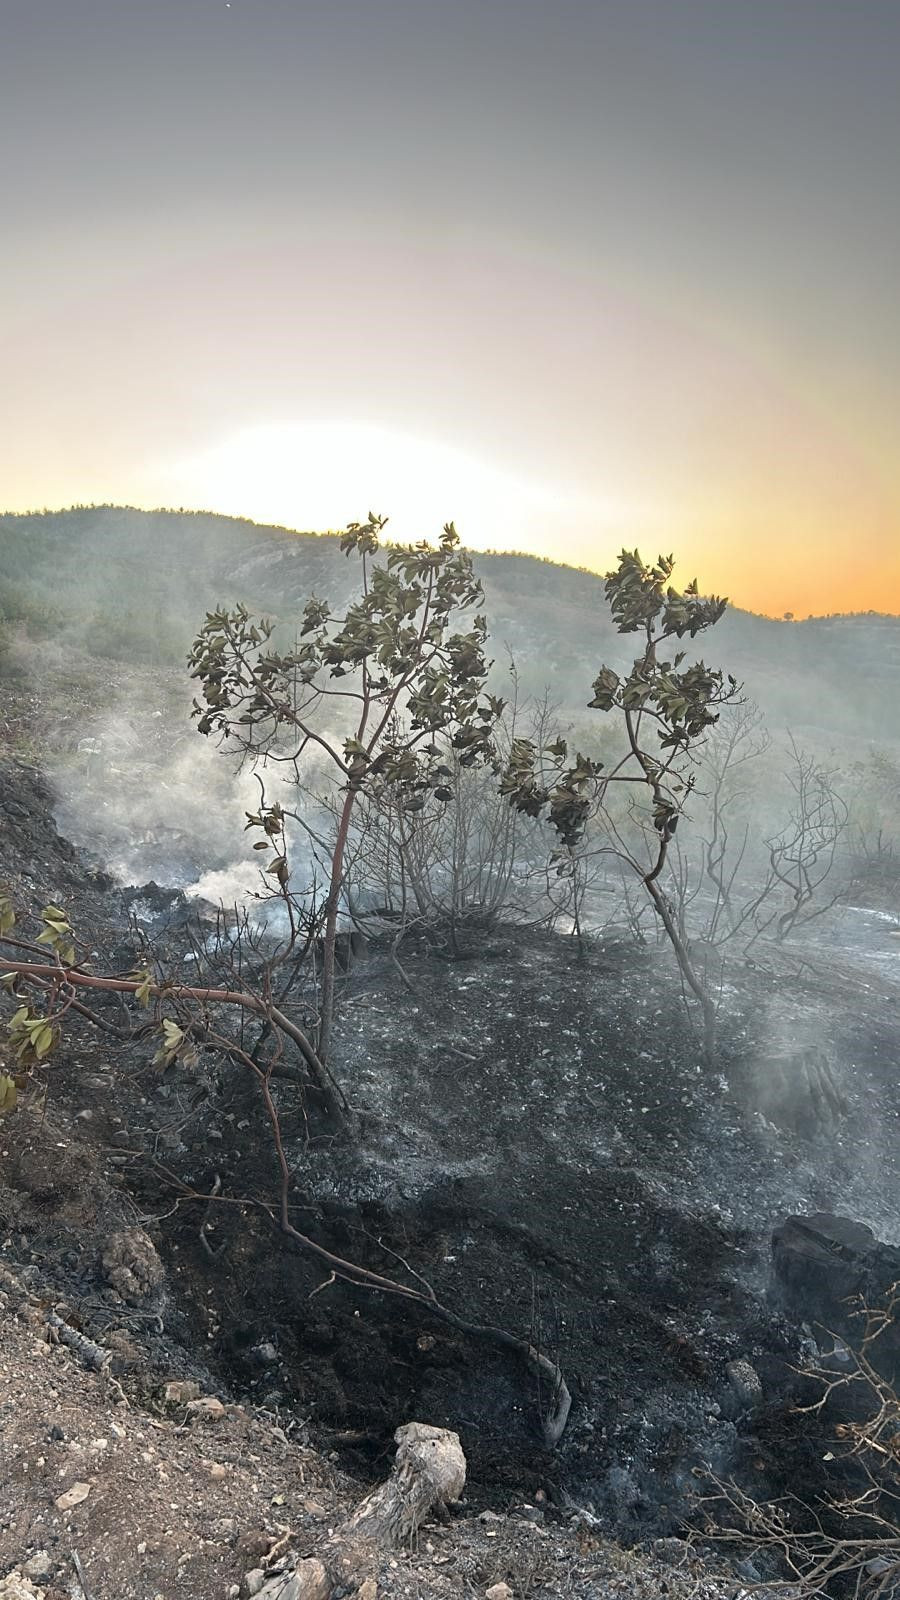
[1,505,897,746]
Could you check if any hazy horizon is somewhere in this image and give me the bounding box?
[4,499,899,623]
[2,1,898,616]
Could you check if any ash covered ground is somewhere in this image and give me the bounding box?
[2,663,900,1598]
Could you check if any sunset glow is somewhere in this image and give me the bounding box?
[1,1,898,617]
[161,421,588,553]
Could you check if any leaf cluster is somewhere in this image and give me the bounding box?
[152,1017,199,1072]
[187,516,502,805]
[501,549,738,851]
[499,737,601,849]
[33,905,78,966]
[589,655,736,751]
[6,1003,58,1067]
[244,800,289,886]
[604,549,727,639]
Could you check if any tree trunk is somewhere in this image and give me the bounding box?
[318,789,355,1065]
[645,877,717,1063]
[344,1422,466,1544]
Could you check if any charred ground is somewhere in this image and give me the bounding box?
[3,684,900,1575]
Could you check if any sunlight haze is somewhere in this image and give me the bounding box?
[2,0,898,615]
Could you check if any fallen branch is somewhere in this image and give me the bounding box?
[0,955,350,1129]
[2,949,570,1445]
[46,1310,109,1372]
[217,1029,572,1448]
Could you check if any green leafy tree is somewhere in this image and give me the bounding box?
[500,550,738,1059]
[188,516,502,1063]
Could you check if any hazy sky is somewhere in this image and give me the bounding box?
[2,0,898,615]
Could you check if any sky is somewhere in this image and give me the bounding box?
[1,0,898,617]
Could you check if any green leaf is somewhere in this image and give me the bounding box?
[133,971,153,1008]
[34,1025,54,1060]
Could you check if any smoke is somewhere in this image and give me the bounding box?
[4,517,900,1266]
[51,703,257,886]
[39,660,347,935]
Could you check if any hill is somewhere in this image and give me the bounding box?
[2,508,900,1597]
[1,504,898,750]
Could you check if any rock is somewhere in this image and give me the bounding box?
[251,1342,278,1365]
[485,1585,513,1600]
[163,1379,201,1406]
[300,1499,327,1518]
[211,1518,238,1542]
[186,1396,226,1422]
[354,1581,377,1600]
[101,1227,165,1306]
[726,1358,763,1407]
[54,1481,91,1511]
[208,1462,228,1480]
[259,1560,331,1600]
[22,1554,52,1583]
[772,1213,900,1376]
[241,1569,266,1598]
[0,1575,46,1600]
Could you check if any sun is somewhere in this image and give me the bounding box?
[160,419,575,549]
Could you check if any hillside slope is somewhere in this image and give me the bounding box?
[1,505,898,748]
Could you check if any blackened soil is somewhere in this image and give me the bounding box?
[3,746,900,1538]
[120,922,900,1535]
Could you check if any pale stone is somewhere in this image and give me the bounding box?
[186,1396,225,1422]
[22,1552,52,1582]
[0,1575,46,1600]
[265,1559,332,1600]
[163,1379,201,1406]
[54,1480,91,1511]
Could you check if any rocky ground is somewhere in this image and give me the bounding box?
[2,661,899,1598]
[0,1135,762,1600]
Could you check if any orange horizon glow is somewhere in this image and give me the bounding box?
[3,410,898,621]
[3,243,896,623]
[3,5,898,628]
[2,487,897,624]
